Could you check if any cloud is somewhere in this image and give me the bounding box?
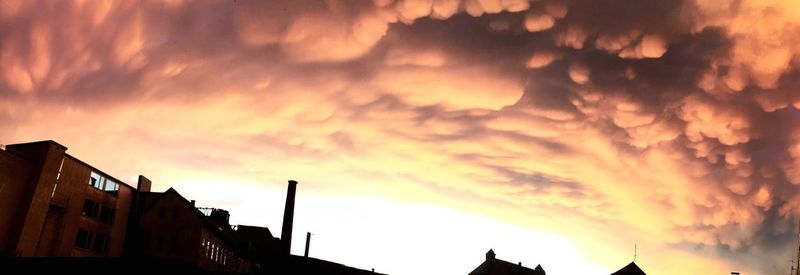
[3,0,800,274]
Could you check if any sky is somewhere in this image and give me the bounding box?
[1,0,800,274]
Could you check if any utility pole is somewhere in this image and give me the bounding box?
[792,219,800,275]
[304,232,311,257]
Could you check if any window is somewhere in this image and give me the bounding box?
[82,199,99,218]
[89,172,103,189]
[93,234,109,253]
[75,229,92,249]
[142,233,151,249]
[89,171,120,192]
[172,208,179,220]
[99,206,115,224]
[170,234,177,252]
[157,234,164,251]
[103,178,119,192]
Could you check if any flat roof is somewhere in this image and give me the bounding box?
[5,140,68,150]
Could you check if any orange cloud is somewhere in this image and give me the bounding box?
[4,1,800,274]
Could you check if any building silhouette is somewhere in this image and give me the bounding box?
[126,187,259,273]
[469,249,546,275]
[0,140,382,275]
[0,141,134,257]
[610,262,646,275]
[1,139,654,275]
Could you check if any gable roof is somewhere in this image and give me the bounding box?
[469,258,546,275]
[611,262,646,275]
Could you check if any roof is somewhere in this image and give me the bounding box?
[6,140,67,150]
[236,224,275,239]
[469,258,546,275]
[5,140,137,191]
[139,188,243,248]
[269,255,386,275]
[611,262,646,275]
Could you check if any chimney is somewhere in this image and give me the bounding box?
[137,175,151,192]
[486,249,495,260]
[190,200,196,206]
[281,180,298,254]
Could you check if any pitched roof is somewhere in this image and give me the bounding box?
[469,258,546,275]
[611,262,646,275]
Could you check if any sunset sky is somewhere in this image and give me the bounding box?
[3,0,800,274]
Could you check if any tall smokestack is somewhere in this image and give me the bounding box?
[281,180,298,254]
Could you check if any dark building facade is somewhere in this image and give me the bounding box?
[125,187,257,273]
[0,140,382,275]
[0,141,135,257]
[469,249,546,275]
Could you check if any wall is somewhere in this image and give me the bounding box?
[0,149,33,256]
[136,191,203,264]
[43,156,135,257]
[7,142,66,257]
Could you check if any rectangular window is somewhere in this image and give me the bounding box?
[51,183,58,198]
[99,206,115,224]
[75,229,92,249]
[142,233,151,249]
[93,234,109,253]
[89,172,104,189]
[103,178,119,192]
[82,199,98,218]
[157,234,164,251]
[170,234,177,252]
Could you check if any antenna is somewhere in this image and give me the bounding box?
[633,244,637,262]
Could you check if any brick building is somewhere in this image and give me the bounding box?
[0,141,138,257]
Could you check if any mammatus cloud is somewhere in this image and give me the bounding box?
[2,0,800,274]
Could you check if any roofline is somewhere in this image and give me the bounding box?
[6,140,68,150]
[147,188,246,250]
[287,254,388,275]
[5,140,135,191]
[64,154,135,190]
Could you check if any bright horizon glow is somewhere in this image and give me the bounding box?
[166,178,611,275]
